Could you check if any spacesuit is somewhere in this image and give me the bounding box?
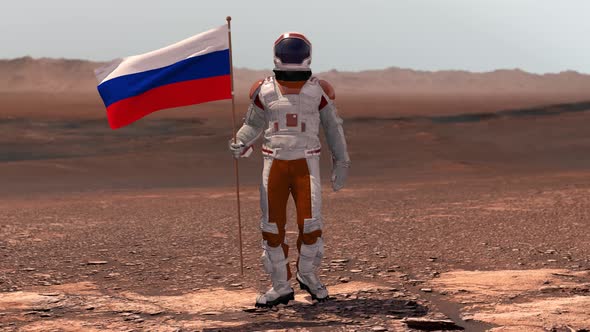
[229,32,350,307]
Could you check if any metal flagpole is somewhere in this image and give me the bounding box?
[226,16,244,276]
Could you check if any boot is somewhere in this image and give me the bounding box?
[297,238,329,301]
[255,241,294,308]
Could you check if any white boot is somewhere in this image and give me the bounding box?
[297,238,329,301]
[255,241,294,308]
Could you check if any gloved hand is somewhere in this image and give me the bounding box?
[228,139,252,159]
[331,160,350,191]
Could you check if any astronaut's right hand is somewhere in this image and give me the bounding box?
[228,139,252,159]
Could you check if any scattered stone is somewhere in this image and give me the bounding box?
[420,288,433,293]
[230,283,242,287]
[405,300,418,307]
[85,306,95,310]
[201,311,222,316]
[551,272,576,278]
[40,292,60,297]
[372,326,387,331]
[331,259,349,264]
[22,267,36,272]
[339,276,351,283]
[350,269,363,273]
[87,261,108,265]
[402,317,463,330]
[540,285,561,293]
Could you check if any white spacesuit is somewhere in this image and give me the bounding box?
[229,32,350,307]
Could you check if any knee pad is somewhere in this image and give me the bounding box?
[260,218,279,234]
[302,217,322,234]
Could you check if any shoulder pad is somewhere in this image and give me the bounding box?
[249,79,265,99]
[319,80,336,100]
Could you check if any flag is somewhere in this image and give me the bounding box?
[95,25,232,129]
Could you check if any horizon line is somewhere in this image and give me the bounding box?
[1,55,589,76]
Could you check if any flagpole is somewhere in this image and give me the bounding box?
[226,16,244,276]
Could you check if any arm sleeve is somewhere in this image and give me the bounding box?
[236,97,265,146]
[320,99,351,167]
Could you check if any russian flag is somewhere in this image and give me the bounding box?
[95,25,232,129]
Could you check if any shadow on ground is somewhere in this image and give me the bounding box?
[203,297,428,331]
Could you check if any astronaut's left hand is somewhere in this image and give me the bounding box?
[331,161,350,192]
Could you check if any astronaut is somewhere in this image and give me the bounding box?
[229,32,350,307]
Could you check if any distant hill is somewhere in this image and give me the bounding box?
[1,56,590,97]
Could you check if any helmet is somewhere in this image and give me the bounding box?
[273,32,312,71]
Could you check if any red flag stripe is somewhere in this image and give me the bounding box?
[106,75,231,129]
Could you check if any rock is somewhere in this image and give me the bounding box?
[539,285,561,293]
[331,259,349,264]
[350,269,363,273]
[201,311,222,315]
[420,288,433,293]
[402,317,463,330]
[408,279,425,285]
[372,326,387,331]
[338,277,351,283]
[230,283,242,287]
[22,268,36,272]
[87,261,108,265]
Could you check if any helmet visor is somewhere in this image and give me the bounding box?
[274,38,311,64]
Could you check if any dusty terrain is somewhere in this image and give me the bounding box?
[1,59,590,331]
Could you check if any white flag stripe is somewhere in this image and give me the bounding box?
[95,25,229,84]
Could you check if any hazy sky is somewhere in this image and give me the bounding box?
[2,0,589,73]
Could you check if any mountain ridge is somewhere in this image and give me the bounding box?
[2,56,590,96]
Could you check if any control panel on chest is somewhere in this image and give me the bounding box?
[268,83,321,135]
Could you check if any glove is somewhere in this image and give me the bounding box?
[331,160,350,192]
[228,139,252,159]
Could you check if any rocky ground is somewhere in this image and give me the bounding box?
[1,102,590,331]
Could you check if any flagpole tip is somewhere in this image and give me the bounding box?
[226,16,232,22]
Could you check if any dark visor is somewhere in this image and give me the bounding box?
[274,38,311,64]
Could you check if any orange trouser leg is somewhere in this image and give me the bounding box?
[263,159,292,280]
[289,159,323,271]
